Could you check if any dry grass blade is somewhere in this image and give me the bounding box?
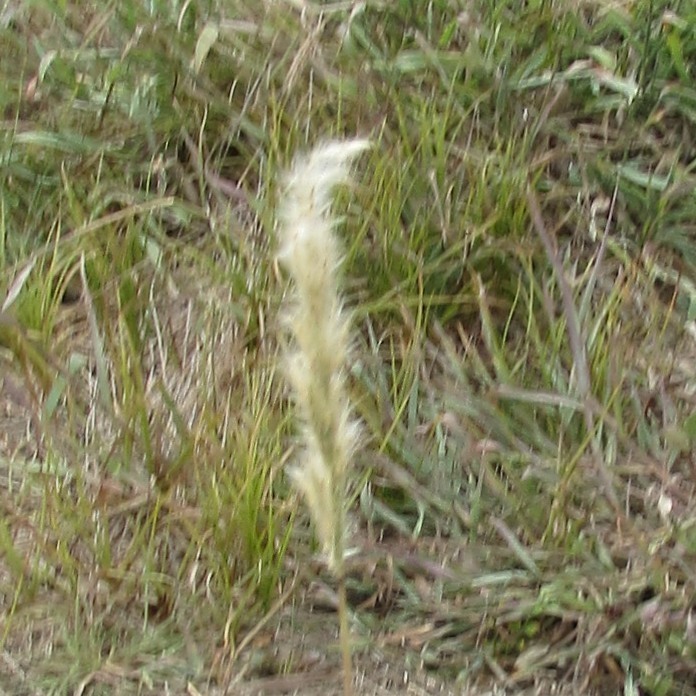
[525,186,619,512]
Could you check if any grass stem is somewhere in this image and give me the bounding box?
[338,575,353,696]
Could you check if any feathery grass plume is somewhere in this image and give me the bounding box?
[277,138,369,575]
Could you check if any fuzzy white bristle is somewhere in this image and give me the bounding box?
[277,138,368,573]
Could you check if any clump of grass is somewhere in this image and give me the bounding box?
[277,138,369,696]
[3,0,696,693]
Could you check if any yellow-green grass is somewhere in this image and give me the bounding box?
[1,1,695,694]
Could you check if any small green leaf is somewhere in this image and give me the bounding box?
[587,46,616,71]
[683,412,696,441]
[193,22,219,74]
[617,164,670,191]
[665,30,689,82]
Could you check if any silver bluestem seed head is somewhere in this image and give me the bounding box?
[277,138,368,573]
